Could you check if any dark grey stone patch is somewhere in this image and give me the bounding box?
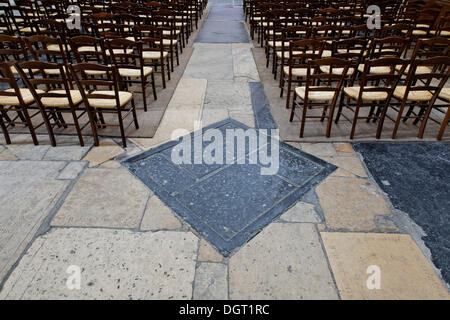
[353,142,450,285]
[207,7,245,21]
[209,0,241,7]
[250,82,277,130]
[195,21,249,43]
[124,119,336,256]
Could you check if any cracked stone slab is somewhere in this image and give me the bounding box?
[279,201,322,223]
[0,228,199,299]
[184,44,234,81]
[82,138,124,167]
[0,147,17,160]
[333,142,355,156]
[321,156,368,177]
[203,81,253,113]
[300,143,337,158]
[321,232,450,300]
[140,195,182,231]
[232,44,260,82]
[52,169,150,228]
[0,161,69,282]
[229,223,339,299]
[57,162,86,180]
[193,262,228,300]
[316,176,391,231]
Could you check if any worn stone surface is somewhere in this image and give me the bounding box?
[229,223,338,299]
[334,142,355,155]
[198,239,223,263]
[0,147,17,160]
[184,44,234,81]
[279,201,322,223]
[229,112,255,127]
[43,144,92,161]
[300,143,337,158]
[52,169,150,228]
[98,160,122,169]
[321,232,450,300]
[57,162,86,180]
[321,156,368,177]
[232,43,260,82]
[316,176,391,231]
[330,167,356,178]
[82,139,124,167]
[0,228,199,299]
[204,81,253,113]
[193,263,228,300]
[0,161,69,282]
[140,195,182,231]
[6,143,50,161]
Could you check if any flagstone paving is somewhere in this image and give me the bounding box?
[0,2,449,300]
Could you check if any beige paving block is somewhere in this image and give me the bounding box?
[330,168,356,178]
[82,138,124,167]
[170,78,208,106]
[300,143,337,158]
[52,169,150,228]
[229,112,255,128]
[333,142,355,156]
[0,147,17,160]
[316,176,391,231]
[321,232,450,300]
[322,156,368,177]
[198,239,223,263]
[229,223,338,299]
[99,160,122,169]
[140,195,182,231]
[0,228,199,299]
[193,263,228,300]
[279,201,322,223]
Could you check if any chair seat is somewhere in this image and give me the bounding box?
[47,44,71,52]
[10,65,39,75]
[77,46,97,52]
[295,87,336,101]
[357,64,392,74]
[0,88,44,105]
[118,67,153,77]
[85,69,108,75]
[429,30,450,36]
[44,66,67,75]
[143,51,169,60]
[394,64,432,75]
[88,90,133,108]
[107,48,134,56]
[155,39,178,46]
[283,66,310,77]
[401,29,428,36]
[19,27,35,33]
[268,41,290,48]
[322,50,332,57]
[319,65,355,75]
[393,86,433,101]
[343,86,388,101]
[438,87,450,100]
[41,90,83,108]
[163,29,181,35]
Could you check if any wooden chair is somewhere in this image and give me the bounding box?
[152,9,181,72]
[69,62,139,147]
[0,62,41,145]
[16,60,89,146]
[337,58,408,139]
[0,35,39,80]
[290,57,350,138]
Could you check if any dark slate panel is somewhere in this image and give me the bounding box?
[207,7,245,21]
[124,119,336,256]
[353,142,450,285]
[195,21,249,43]
[250,82,277,130]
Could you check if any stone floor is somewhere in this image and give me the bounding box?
[0,1,449,300]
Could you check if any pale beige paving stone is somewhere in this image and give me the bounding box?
[0,146,17,160]
[98,160,122,169]
[140,195,182,231]
[316,176,391,231]
[229,112,255,128]
[229,223,339,299]
[279,201,322,223]
[300,143,337,158]
[82,138,124,167]
[321,156,368,177]
[52,169,150,228]
[321,232,450,300]
[0,161,69,282]
[198,239,223,263]
[330,167,356,178]
[193,263,228,300]
[0,228,199,299]
[333,142,355,156]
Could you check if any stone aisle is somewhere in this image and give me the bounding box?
[0,1,449,300]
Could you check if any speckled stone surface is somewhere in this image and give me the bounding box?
[250,82,277,130]
[353,142,450,285]
[124,119,336,256]
[196,8,249,43]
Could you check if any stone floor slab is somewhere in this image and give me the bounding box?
[279,201,322,223]
[232,44,260,82]
[198,239,223,262]
[193,263,228,300]
[229,223,338,299]
[82,139,124,167]
[0,161,69,282]
[0,147,17,160]
[0,228,198,299]
[184,44,233,81]
[52,169,150,228]
[316,176,391,231]
[204,81,253,112]
[195,21,249,43]
[57,162,86,180]
[140,195,182,231]
[321,156,368,177]
[300,143,337,158]
[321,232,450,300]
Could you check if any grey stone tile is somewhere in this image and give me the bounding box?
[204,81,253,113]
[232,44,260,82]
[195,21,249,43]
[279,201,322,223]
[52,169,150,228]
[184,44,234,81]
[0,161,69,282]
[193,263,228,300]
[0,228,199,299]
[229,223,339,299]
[57,162,87,180]
[140,195,182,231]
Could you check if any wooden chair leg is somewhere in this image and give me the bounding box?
[392,101,407,139]
[437,106,450,141]
[117,110,127,148]
[22,108,39,146]
[131,98,139,129]
[0,114,11,145]
[142,78,148,112]
[71,110,84,147]
[299,99,308,138]
[350,102,361,140]
[151,73,157,101]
